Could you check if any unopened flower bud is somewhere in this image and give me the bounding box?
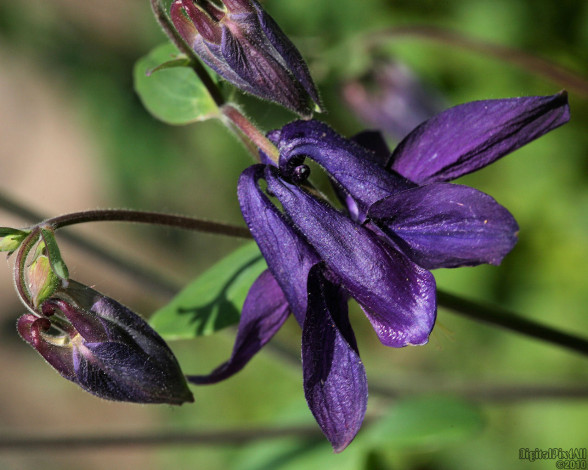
[27,255,59,308]
[171,0,321,116]
[17,280,194,405]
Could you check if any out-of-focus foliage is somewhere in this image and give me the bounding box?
[0,0,587,469]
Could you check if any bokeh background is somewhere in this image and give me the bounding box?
[0,0,587,469]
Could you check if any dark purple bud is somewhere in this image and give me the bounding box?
[171,0,321,116]
[17,281,193,405]
[343,60,446,141]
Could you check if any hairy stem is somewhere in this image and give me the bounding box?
[221,104,280,163]
[44,209,252,239]
[437,290,588,357]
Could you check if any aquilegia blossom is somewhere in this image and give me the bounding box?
[170,0,321,116]
[190,92,570,451]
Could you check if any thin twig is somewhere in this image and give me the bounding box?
[365,25,588,97]
[45,209,252,239]
[438,290,588,357]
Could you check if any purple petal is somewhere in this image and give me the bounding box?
[389,92,570,184]
[368,183,519,269]
[188,269,290,384]
[265,167,437,347]
[350,130,392,167]
[277,120,414,223]
[302,266,367,453]
[238,165,320,324]
[252,0,322,111]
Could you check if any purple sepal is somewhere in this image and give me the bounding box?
[17,281,194,405]
[302,266,367,453]
[238,165,320,324]
[368,183,519,269]
[276,120,414,223]
[265,168,437,347]
[188,269,290,384]
[389,92,570,184]
[251,0,322,110]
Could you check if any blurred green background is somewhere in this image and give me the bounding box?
[0,0,587,469]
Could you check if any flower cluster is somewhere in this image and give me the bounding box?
[190,92,570,451]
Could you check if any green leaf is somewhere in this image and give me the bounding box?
[149,242,267,340]
[40,228,69,282]
[0,227,29,252]
[134,43,219,125]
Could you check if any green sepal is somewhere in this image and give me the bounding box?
[40,228,69,283]
[149,242,267,340]
[27,254,60,308]
[0,227,30,253]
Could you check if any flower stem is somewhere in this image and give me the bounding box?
[220,104,281,163]
[149,0,225,107]
[437,289,588,357]
[44,209,252,239]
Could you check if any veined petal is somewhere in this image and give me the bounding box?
[389,92,570,184]
[188,269,290,384]
[265,167,437,347]
[252,0,322,111]
[238,165,320,323]
[277,120,413,222]
[368,183,519,269]
[302,266,367,453]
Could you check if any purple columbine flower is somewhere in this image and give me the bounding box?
[17,280,194,405]
[170,0,321,116]
[190,92,569,451]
